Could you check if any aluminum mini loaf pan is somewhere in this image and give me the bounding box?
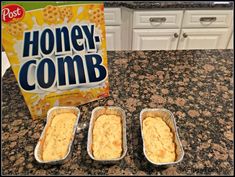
[140,108,184,166]
[87,106,127,163]
[34,106,80,165]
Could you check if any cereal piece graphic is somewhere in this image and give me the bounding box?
[59,6,73,22]
[7,22,25,37]
[90,7,104,25]
[43,5,61,24]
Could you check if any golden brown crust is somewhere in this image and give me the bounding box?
[42,112,77,161]
[92,115,122,160]
[143,117,176,163]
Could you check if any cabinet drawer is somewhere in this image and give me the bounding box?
[104,8,121,25]
[133,10,183,29]
[182,10,233,28]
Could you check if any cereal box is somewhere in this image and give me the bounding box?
[2,2,109,119]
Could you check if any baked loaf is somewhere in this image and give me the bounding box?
[143,117,176,163]
[92,115,122,160]
[42,112,77,161]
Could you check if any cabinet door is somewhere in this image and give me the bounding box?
[227,33,233,49]
[132,29,180,50]
[105,26,121,51]
[178,28,231,49]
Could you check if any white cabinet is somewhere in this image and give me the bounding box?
[104,7,132,50]
[179,10,233,50]
[104,8,233,51]
[178,28,231,49]
[132,9,233,50]
[105,26,121,50]
[133,29,180,50]
[227,33,233,49]
[104,8,122,51]
[178,10,233,49]
[132,10,183,50]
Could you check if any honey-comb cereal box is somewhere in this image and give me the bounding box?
[2,2,109,120]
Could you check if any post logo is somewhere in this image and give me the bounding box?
[2,4,25,23]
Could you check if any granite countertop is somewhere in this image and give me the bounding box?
[2,50,234,175]
[104,1,234,9]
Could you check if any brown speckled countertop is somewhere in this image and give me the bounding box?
[2,50,234,175]
[104,1,234,9]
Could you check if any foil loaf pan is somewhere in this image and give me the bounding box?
[87,106,127,163]
[34,106,80,165]
[140,108,184,166]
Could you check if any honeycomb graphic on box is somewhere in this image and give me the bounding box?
[2,2,109,119]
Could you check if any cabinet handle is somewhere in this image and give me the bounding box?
[183,33,188,38]
[200,17,217,22]
[174,33,179,38]
[149,17,166,23]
